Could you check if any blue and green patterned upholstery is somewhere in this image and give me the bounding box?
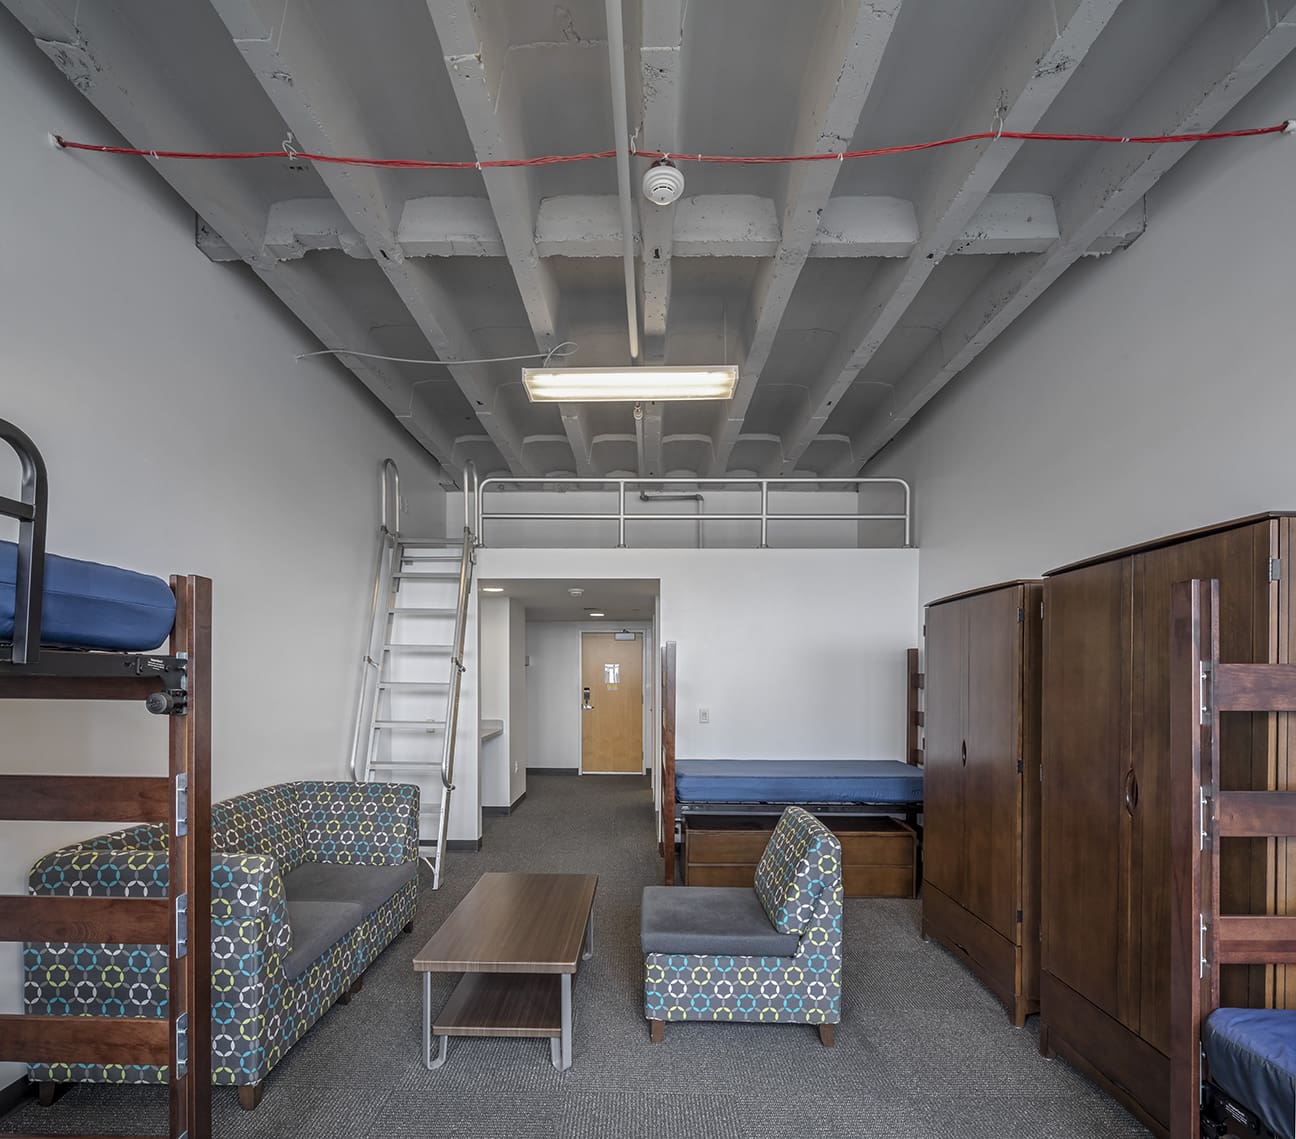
[644,807,843,1027]
[24,781,418,1091]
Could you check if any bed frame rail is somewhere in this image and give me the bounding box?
[1170,578,1296,1139]
[0,418,48,665]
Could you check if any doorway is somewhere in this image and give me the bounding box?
[580,631,644,773]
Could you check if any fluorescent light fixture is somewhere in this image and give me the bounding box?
[482,586,504,593]
[588,611,606,618]
[523,366,738,403]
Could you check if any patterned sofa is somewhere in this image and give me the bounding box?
[23,780,419,1110]
[641,806,843,1043]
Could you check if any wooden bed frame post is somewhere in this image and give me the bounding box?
[1169,578,1216,1139]
[170,575,212,1139]
[662,641,677,886]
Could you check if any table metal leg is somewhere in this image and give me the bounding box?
[550,1037,560,1066]
[551,973,572,1071]
[583,908,594,961]
[423,973,449,1070]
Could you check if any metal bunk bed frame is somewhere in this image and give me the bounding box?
[0,417,211,1139]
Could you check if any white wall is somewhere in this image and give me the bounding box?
[0,25,444,1084]
[484,548,920,769]
[478,595,526,808]
[525,619,655,771]
[874,54,1296,606]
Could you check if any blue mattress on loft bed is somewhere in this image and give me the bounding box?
[675,759,923,805]
[1,540,176,653]
[1205,1008,1296,1139]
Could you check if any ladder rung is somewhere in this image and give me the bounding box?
[1216,915,1296,963]
[378,681,450,691]
[397,537,459,547]
[0,1013,170,1065]
[393,572,460,580]
[383,643,452,652]
[1217,791,1296,837]
[369,759,448,769]
[0,895,171,944]
[389,607,457,617]
[400,554,463,562]
[373,720,446,730]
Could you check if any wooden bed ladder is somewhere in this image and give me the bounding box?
[1170,577,1296,1139]
[0,418,210,1138]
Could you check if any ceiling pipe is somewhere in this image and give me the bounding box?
[605,0,641,365]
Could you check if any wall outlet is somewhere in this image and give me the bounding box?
[699,707,710,724]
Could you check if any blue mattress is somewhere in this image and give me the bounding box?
[1205,1008,1296,1139]
[1,540,176,653]
[674,759,923,805]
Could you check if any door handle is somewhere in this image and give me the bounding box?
[582,686,592,711]
[1124,768,1139,815]
[961,740,967,767]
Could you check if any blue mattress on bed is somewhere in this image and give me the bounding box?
[674,759,923,805]
[1205,1008,1296,1139]
[1,540,176,653]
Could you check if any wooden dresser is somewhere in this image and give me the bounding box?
[1041,513,1296,1137]
[922,580,1042,1027]
[683,814,917,897]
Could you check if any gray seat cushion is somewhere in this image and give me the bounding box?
[282,900,365,979]
[283,861,418,916]
[640,886,800,957]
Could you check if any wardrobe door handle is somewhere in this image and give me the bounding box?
[961,740,967,767]
[1124,769,1139,815]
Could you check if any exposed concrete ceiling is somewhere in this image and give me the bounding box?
[7,0,1295,482]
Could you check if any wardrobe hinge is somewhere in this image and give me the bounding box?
[1016,910,1023,924]
[1200,661,1214,727]
[1270,557,1282,582]
[1040,600,1044,620]
[1016,758,1024,774]
[1016,606,1024,623]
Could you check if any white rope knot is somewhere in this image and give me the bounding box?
[992,109,1005,142]
[281,131,299,160]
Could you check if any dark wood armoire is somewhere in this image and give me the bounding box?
[1041,513,1296,1137]
[923,580,1042,1027]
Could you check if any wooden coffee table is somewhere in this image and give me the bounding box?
[414,872,597,1071]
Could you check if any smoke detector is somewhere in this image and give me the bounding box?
[642,160,684,206]
[568,587,584,597]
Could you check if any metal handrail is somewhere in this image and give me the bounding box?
[475,475,911,548]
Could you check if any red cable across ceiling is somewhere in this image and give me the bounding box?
[52,121,1294,170]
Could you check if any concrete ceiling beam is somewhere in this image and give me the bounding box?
[535,195,640,258]
[707,0,905,477]
[2,0,470,477]
[427,0,597,478]
[207,0,534,476]
[263,199,368,261]
[837,0,1296,475]
[774,0,1127,475]
[397,197,506,257]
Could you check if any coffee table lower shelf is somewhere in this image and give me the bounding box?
[423,971,574,1070]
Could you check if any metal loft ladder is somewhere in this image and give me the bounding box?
[350,460,477,888]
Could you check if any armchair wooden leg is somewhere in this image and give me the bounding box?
[37,1081,62,1107]
[818,1023,836,1048]
[649,1019,665,1044]
[403,919,415,934]
[338,975,365,1005]
[238,1084,264,1111]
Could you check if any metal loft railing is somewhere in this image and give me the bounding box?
[474,475,911,549]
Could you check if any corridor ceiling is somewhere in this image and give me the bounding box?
[6,0,1294,480]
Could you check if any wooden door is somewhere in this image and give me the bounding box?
[581,633,644,773]
[1133,522,1271,1052]
[1042,558,1132,1023]
[923,599,967,903]
[963,586,1022,941]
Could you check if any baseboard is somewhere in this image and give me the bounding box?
[511,790,526,811]
[0,1074,31,1118]
[483,790,527,817]
[445,838,482,851]
[527,767,579,776]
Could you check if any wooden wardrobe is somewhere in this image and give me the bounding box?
[923,581,1042,1027]
[1041,513,1296,1137]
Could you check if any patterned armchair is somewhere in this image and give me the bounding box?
[23,780,418,1110]
[641,806,843,1044]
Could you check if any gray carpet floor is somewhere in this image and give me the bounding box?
[2,774,1149,1137]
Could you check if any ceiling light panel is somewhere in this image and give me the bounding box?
[523,366,738,403]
